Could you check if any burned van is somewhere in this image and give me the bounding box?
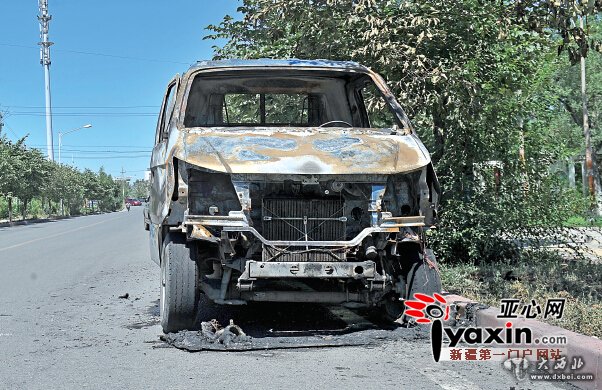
[147,59,441,332]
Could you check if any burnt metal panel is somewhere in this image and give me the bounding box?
[177,129,430,175]
[187,169,240,215]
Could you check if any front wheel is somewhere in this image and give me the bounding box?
[377,248,442,322]
[160,232,199,333]
[406,249,442,302]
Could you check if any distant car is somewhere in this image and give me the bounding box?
[126,198,142,206]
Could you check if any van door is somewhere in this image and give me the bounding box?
[149,75,180,225]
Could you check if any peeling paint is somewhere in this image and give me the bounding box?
[313,137,362,152]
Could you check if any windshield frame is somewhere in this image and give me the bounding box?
[177,66,413,133]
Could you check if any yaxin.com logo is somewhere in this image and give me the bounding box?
[405,294,533,362]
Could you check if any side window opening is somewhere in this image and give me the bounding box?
[358,82,398,129]
[158,83,176,142]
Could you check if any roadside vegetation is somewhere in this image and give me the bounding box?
[128,179,150,200]
[564,215,602,227]
[0,133,124,222]
[441,254,602,337]
[206,0,602,336]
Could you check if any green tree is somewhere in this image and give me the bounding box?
[556,20,602,152]
[16,146,51,218]
[46,164,85,215]
[0,133,19,197]
[1,130,124,219]
[97,168,121,212]
[82,169,102,212]
[129,179,150,200]
[0,132,20,222]
[0,133,50,219]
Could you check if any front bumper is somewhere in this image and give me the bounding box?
[183,211,425,247]
[246,260,376,279]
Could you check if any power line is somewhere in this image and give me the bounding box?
[58,150,151,154]
[29,146,151,154]
[0,42,191,65]
[1,105,159,109]
[28,144,152,148]
[68,155,151,159]
[110,169,149,173]
[3,124,21,139]
[7,112,157,117]
[28,144,150,153]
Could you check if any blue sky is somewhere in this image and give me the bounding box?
[0,1,240,180]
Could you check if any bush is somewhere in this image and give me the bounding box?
[0,197,7,219]
[28,198,43,219]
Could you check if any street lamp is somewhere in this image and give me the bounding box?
[58,124,92,164]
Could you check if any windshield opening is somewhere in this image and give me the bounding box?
[221,93,323,126]
[183,70,402,128]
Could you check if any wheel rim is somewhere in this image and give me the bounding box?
[384,295,404,320]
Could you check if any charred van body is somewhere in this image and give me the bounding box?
[146,59,441,332]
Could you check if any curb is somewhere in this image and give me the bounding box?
[445,294,601,390]
[0,212,114,228]
[0,216,68,228]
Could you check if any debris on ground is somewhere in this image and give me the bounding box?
[155,301,481,352]
[201,319,251,347]
[160,319,253,351]
[159,318,430,352]
[118,293,129,299]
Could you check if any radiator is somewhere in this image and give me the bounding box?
[261,198,346,262]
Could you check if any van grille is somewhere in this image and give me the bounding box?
[261,198,346,261]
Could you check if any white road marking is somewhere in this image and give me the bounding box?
[0,215,127,253]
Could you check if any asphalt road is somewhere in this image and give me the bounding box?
[0,208,576,390]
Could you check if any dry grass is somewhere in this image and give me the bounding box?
[440,250,602,337]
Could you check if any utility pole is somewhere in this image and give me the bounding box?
[121,166,126,203]
[38,0,54,161]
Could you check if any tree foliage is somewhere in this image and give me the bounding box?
[0,131,122,220]
[555,20,602,152]
[0,134,50,217]
[129,179,150,200]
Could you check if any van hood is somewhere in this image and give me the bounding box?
[174,127,431,175]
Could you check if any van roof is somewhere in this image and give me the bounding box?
[188,59,370,73]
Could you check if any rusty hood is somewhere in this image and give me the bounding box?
[173,127,431,175]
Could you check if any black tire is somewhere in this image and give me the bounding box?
[379,291,406,323]
[378,248,442,323]
[160,232,199,333]
[406,248,442,301]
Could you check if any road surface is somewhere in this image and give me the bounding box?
[0,209,575,389]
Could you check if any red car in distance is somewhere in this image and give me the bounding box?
[125,198,142,206]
